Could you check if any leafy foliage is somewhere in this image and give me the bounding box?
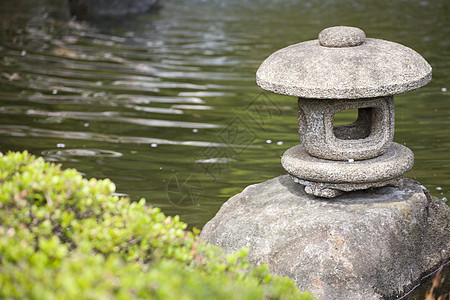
[0,151,312,299]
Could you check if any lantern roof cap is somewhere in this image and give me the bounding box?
[256,26,432,99]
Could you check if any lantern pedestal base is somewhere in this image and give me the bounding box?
[289,175,403,198]
[281,142,414,198]
[200,175,450,300]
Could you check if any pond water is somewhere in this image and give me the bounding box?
[0,0,449,298]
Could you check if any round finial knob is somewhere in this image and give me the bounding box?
[318,26,366,47]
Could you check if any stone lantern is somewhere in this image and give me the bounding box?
[256,26,432,198]
[201,27,449,299]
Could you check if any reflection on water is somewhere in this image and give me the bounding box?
[0,0,449,297]
[43,148,123,161]
[1,0,449,220]
[1,0,449,223]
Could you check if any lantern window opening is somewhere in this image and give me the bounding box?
[333,107,373,140]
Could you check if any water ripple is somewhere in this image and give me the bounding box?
[0,125,255,149]
[42,148,123,160]
[1,107,222,129]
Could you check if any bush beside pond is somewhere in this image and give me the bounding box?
[0,151,311,299]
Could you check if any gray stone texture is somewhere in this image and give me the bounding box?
[290,175,404,199]
[256,29,432,99]
[297,96,395,160]
[281,142,414,197]
[200,176,450,300]
[318,26,366,47]
[255,26,433,197]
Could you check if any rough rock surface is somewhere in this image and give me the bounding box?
[200,175,450,299]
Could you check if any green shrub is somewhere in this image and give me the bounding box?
[0,151,312,299]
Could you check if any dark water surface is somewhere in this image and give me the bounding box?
[0,0,449,298]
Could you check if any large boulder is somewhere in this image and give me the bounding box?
[200,175,450,299]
